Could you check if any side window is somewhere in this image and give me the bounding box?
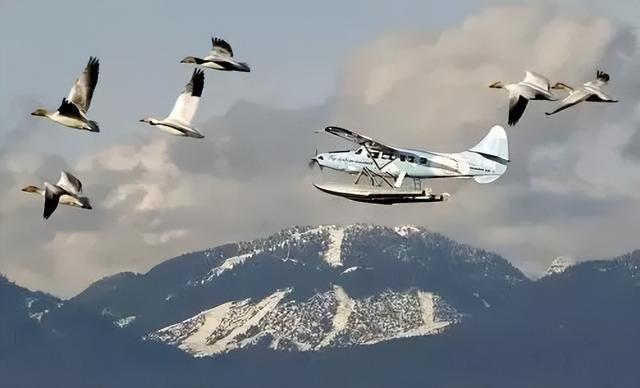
[419,158,427,165]
[381,152,395,160]
[370,151,380,159]
[407,156,415,163]
[399,155,406,162]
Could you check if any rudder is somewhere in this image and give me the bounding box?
[469,125,508,184]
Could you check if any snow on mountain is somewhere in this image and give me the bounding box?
[545,256,575,276]
[394,225,421,237]
[197,225,349,285]
[324,226,345,267]
[148,286,460,356]
[115,315,137,328]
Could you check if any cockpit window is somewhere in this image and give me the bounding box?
[407,156,415,163]
[369,151,380,159]
[355,149,362,155]
[399,155,406,162]
[317,155,324,160]
[419,158,427,165]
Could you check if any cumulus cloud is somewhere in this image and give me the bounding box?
[1,5,640,296]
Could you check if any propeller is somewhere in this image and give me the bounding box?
[309,149,323,170]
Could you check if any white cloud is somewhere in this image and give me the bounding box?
[1,5,639,297]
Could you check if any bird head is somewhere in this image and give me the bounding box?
[551,82,572,91]
[21,185,41,194]
[180,56,197,64]
[30,108,48,117]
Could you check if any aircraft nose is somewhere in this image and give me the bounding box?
[309,155,325,170]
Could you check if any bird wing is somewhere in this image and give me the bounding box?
[67,57,99,113]
[57,98,85,120]
[56,171,83,196]
[523,71,551,92]
[545,90,590,116]
[583,71,616,101]
[591,70,610,87]
[508,91,529,126]
[209,37,234,58]
[168,69,205,125]
[43,183,67,220]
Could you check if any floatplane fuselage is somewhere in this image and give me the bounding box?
[311,126,509,204]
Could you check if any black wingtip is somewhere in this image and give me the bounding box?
[211,37,234,56]
[187,69,205,97]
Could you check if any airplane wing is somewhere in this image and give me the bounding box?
[322,126,398,154]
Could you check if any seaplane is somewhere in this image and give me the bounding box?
[310,125,508,204]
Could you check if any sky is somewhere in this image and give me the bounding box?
[1,0,639,297]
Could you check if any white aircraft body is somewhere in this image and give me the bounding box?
[311,125,508,204]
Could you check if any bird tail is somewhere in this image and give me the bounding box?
[87,120,100,132]
[236,62,251,72]
[79,197,93,210]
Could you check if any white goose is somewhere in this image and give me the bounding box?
[490,71,557,126]
[546,70,618,116]
[31,57,100,132]
[181,37,250,72]
[22,171,92,220]
[140,69,206,139]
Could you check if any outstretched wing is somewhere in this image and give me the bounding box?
[210,37,234,58]
[595,70,610,85]
[322,126,399,153]
[43,183,66,220]
[508,91,528,126]
[57,98,84,120]
[583,70,617,101]
[57,171,83,196]
[545,90,590,116]
[168,69,205,125]
[67,57,99,113]
[523,71,551,92]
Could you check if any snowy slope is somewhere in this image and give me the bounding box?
[148,285,460,356]
[545,256,575,276]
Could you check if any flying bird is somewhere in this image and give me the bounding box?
[31,57,100,132]
[140,69,206,138]
[22,171,92,220]
[489,71,557,126]
[545,70,619,116]
[181,37,250,72]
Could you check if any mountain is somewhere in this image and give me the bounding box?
[0,275,212,388]
[0,274,60,357]
[3,226,640,388]
[545,256,575,276]
[73,224,526,353]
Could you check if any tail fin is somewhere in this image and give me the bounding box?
[469,125,508,184]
